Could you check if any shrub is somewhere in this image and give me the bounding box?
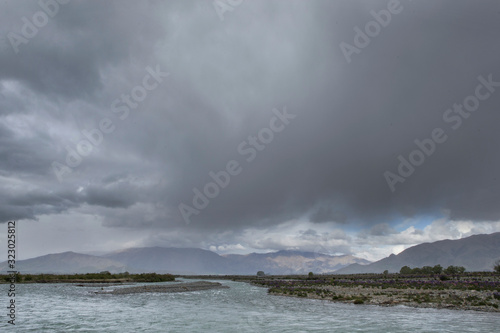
[444,266,466,275]
[411,268,422,274]
[400,266,412,275]
[432,265,443,275]
[421,266,434,274]
[494,260,500,274]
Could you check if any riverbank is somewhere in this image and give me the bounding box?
[266,284,500,312]
[0,272,175,284]
[95,281,229,295]
[251,273,500,312]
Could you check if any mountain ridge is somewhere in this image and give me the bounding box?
[336,232,500,274]
[0,247,369,275]
[3,232,498,275]
[0,251,130,274]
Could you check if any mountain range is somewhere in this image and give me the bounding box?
[2,232,499,275]
[0,247,369,275]
[0,251,129,274]
[337,232,500,274]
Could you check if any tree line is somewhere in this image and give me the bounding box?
[1,272,175,283]
[398,264,465,275]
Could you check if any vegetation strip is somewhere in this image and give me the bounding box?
[0,272,175,284]
[252,271,500,312]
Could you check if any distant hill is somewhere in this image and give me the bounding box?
[336,232,500,274]
[0,247,369,275]
[103,247,230,275]
[0,251,129,274]
[104,247,369,275]
[224,250,370,275]
[5,232,499,275]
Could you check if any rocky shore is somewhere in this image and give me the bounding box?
[95,281,229,295]
[265,284,500,312]
[76,283,135,287]
[250,272,500,313]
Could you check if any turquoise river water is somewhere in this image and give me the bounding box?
[1,279,499,332]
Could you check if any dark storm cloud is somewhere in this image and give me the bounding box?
[310,205,348,224]
[1,0,500,238]
[0,189,78,222]
[358,223,397,238]
[167,0,500,229]
[0,176,148,222]
[1,0,164,100]
[82,182,142,208]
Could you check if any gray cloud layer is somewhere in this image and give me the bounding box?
[1,0,500,243]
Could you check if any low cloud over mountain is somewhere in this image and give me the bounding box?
[337,232,500,274]
[0,247,368,275]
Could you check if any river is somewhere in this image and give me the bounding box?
[1,279,498,332]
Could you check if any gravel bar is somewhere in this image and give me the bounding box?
[95,281,229,295]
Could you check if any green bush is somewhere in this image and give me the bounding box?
[444,266,466,275]
[432,265,443,274]
[494,260,500,274]
[400,266,412,275]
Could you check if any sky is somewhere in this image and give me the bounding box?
[1,0,500,262]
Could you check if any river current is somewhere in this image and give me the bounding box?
[1,279,499,332]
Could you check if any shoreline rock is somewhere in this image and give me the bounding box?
[262,284,500,313]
